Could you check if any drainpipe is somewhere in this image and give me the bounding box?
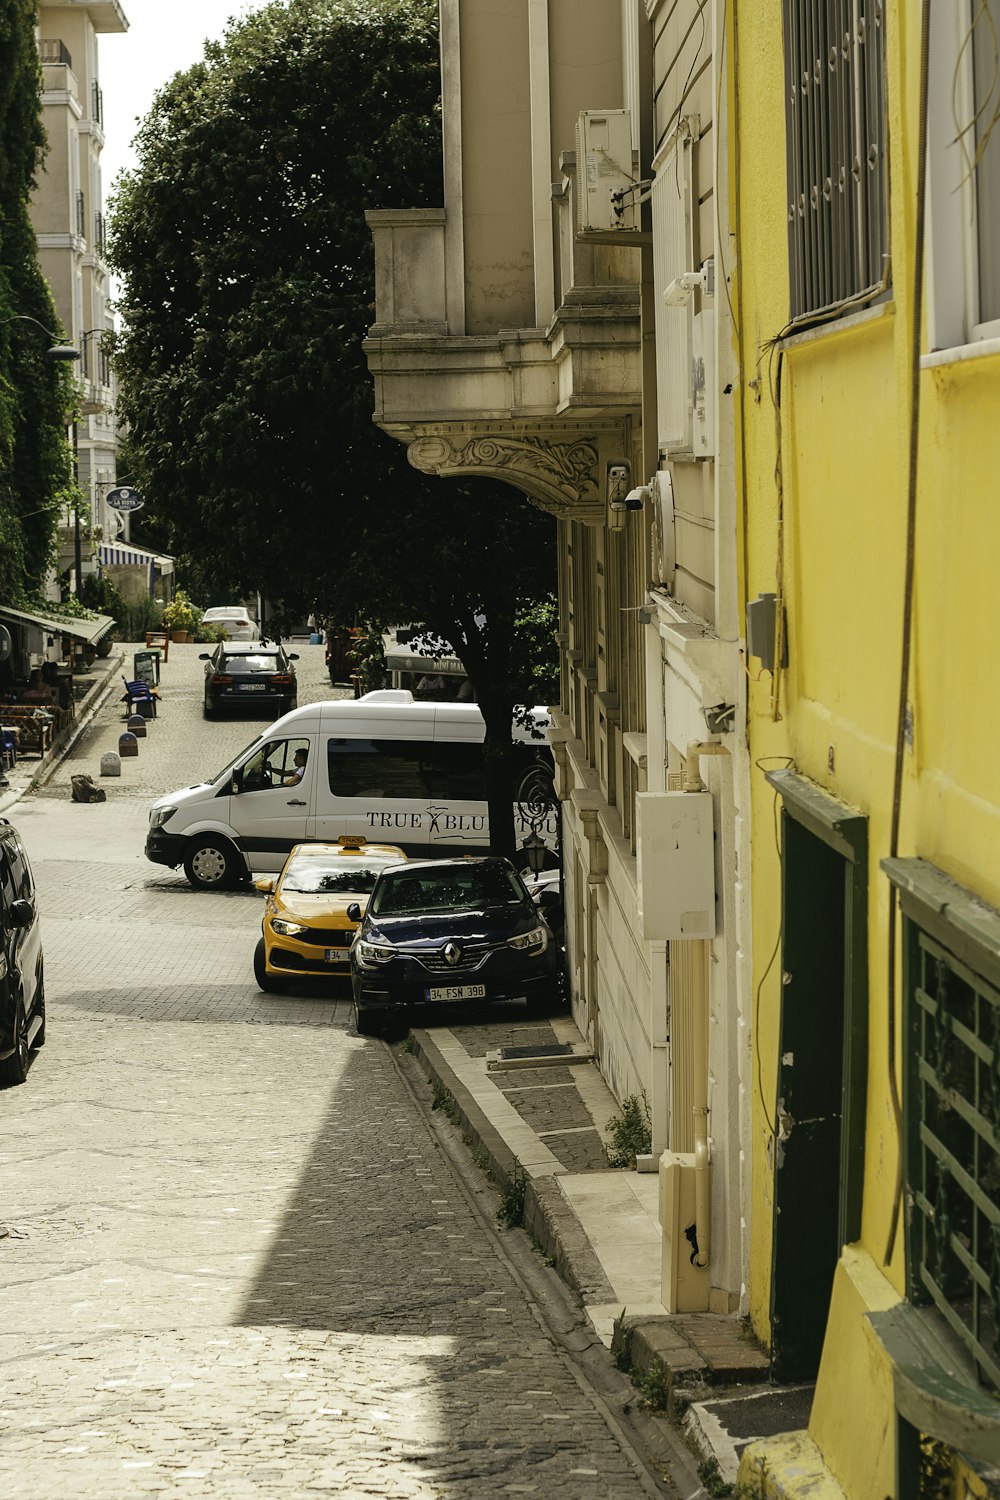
[683,740,728,1267]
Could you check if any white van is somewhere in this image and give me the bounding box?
[145,690,556,890]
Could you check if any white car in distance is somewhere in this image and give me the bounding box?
[201,606,258,642]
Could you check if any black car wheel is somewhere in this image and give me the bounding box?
[184,835,243,891]
[254,937,281,994]
[281,697,297,716]
[203,698,216,720]
[353,1000,382,1037]
[0,998,29,1086]
[31,968,45,1048]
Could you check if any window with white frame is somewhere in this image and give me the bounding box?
[928,1,1000,350]
[782,0,889,322]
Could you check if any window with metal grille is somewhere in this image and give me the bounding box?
[904,921,1000,1392]
[782,0,889,321]
[75,190,85,239]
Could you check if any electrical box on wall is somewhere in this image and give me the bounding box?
[576,110,637,232]
[636,791,716,939]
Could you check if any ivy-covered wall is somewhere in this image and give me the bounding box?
[0,0,76,601]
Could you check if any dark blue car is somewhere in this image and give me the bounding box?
[348,856,560,1035]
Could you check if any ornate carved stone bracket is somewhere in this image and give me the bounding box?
[407,433,605,523]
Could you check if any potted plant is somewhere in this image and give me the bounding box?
[161,589,200,643]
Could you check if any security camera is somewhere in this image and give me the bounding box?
[609,485,649,513]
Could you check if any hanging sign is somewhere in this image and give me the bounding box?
[105,487,144,513]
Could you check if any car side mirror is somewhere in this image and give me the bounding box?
[9,898,32,929]
[254,878,274,893]
[231,773,242,794]
[198,653,210,660]
[288,653,299,661]
[346,902,362,923]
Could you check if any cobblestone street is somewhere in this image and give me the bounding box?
[0,644,669,1498]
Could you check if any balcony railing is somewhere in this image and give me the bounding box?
[75,190,85,239]
[39,38,72,67]
[92,80,104,126]
[94,212,106,258]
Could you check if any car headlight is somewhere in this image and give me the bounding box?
[271,917,307,936]
[150,806,176,829]
[355,939,397,966]
[507,924,549,953]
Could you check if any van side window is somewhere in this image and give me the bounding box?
[428,742,486,800]
[241,738,311,791]
[326,739,433,800]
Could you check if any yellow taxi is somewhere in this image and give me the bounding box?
[253,836,407,992]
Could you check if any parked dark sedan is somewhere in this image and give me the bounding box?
[201,641,299,719]
[0,818,45,1086]
[348,856,560,1035]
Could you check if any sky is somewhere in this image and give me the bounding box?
[97,0,273,198]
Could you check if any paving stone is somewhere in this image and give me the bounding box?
[0,644,663,1498]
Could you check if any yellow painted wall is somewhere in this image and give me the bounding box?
[734,0,1000,1493]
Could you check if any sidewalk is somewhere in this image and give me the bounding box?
[406,1011,820,1490]
[0,649,124,817]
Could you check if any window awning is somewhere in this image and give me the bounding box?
[98,541,175,572]
[0,604,115,646]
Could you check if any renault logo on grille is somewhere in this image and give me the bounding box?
[443,942,462,967]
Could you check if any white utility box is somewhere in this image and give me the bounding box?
[576,110,637,232]
[636,790,716,939]
[659,1150,710,1313]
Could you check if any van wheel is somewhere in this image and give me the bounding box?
[184,836,242,891]
[254,938,280,994]
[0,1000,29,1086]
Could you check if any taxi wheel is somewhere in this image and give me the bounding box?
[184,835,242,891]
[254,938,280,994]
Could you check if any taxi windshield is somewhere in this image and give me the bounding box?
[281,855,386,895]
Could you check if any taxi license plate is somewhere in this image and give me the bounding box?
[426,984,486,1001]
[238,682,267,692]
[325,948,348,962]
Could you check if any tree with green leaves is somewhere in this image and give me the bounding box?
[110,0,559,856]
[0,0,77,600]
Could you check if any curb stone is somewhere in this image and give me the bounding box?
[408,1027,618,1308]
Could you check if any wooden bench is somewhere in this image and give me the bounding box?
[145,629,169,662]
[0,706,54,755]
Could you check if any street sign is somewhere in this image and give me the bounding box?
[106,486,144,513]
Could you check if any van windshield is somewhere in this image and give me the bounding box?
[209,738,264,786]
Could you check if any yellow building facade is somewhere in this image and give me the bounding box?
[734,1,1000,1493]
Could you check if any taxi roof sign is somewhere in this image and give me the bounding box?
[337,835,367,848]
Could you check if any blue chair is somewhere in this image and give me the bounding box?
[0,727,16,770]
[122,677,156,719]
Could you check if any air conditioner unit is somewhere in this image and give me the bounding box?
[576,110,637,232]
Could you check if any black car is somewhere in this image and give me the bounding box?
[348,856,560,1035]
[201,641,299,718]
[0,819,45,1086]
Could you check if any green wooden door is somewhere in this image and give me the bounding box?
[770,812,847,1382]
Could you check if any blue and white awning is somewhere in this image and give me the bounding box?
[98,541,174,572]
